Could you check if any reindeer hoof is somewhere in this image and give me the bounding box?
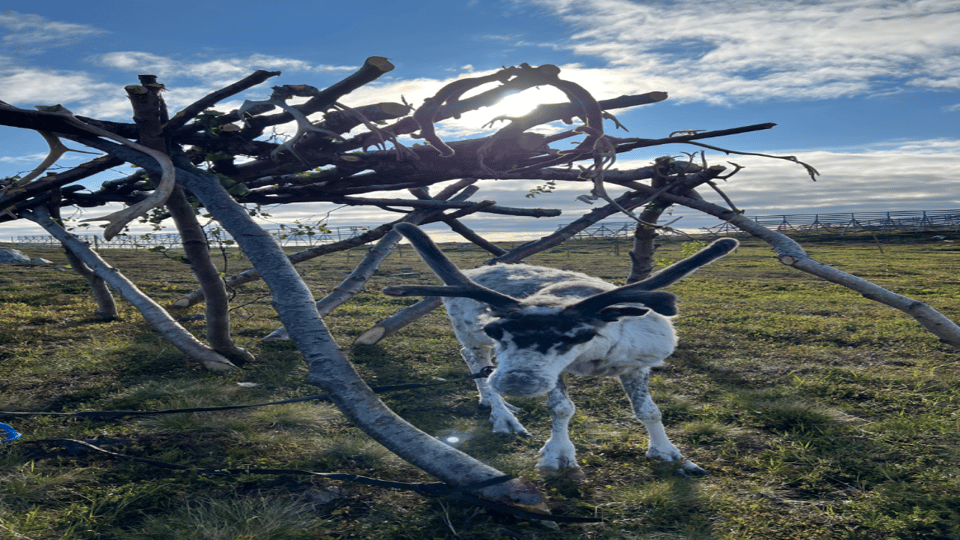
[677,460,708,477]
[538,466,586,483]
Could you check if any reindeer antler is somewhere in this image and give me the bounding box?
[565,238,739,317]
[388,223,521,313]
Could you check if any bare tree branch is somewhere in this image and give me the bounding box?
[127,76,254,365]
[22,205,238,371]
[164,69,282,134]
[631,188,960,347]
[173,158,548,509]
[264,182,482,341]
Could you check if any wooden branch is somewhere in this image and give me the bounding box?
[412,64,548,157]
[318,102,412,135]
[23,205,238,370]
[614,123,778,153]
[502,92,667,134]
[0,100,179,240]
[640,189,960,348]
[353,296,445,346]
[354,187,666,345]
[340,91,666,156]
[165,69,281,134]
[626,166,672,283]
[174,179,480,308]
[682,140,820,181]
[330,196,561,217]
[49,200,119,320]
[510,123,776,173]
[236,131,718,202]
[434,200,496,220]
[442,218,507,256]
[0,155,122,220]
[174,222,397,308]
[127,79,255,365]
[236,57,394,137]
[61,246,118,320]
[264,183,481,341]
[172,157,547,509]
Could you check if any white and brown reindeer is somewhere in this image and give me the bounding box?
[383,223,738,474]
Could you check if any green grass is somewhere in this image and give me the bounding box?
[1,231,959,539]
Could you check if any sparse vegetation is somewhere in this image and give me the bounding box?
[1,232,958,539]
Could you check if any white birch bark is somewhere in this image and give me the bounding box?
[61,243,118,320]
[174,163,547,509]
[23,206,238,371]
[658,191,960,348]
[265,182,479,341]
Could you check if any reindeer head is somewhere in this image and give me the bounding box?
[382,224,738,397]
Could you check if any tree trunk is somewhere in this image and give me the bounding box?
[61,244,118,320]
[126,77,254,365]
[173,160,546,508]
[47,194,119,320]
[165,186,255,364]
[627,169,671,283]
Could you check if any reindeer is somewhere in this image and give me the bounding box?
[383,223,738,474]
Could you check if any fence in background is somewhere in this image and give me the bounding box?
[10,225,370,250]
[557,209,960,241]
[703,209,960,236]
[9,209,959,249]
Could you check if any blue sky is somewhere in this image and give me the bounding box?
[2,0,959,239]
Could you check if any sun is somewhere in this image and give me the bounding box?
[490,86,567,118]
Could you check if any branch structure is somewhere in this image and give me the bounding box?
[126,76,254,365]
[606,180,960,347]
[4,59,959,521]
[172,158,548,509]
[23,206,237,371]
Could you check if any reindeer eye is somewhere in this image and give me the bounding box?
[483,324,504,340]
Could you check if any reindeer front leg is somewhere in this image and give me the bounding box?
[620,368,706,475]
[459,345,530,436]
[537,375,579,469]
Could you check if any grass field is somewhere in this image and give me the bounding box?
[1,231,958,539]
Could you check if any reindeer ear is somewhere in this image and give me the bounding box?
[596,306,650,322]
[637,292,677,317]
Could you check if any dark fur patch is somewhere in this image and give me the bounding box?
[484,315,598,354]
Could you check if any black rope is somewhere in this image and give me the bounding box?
[2,366,602,523]
[24,438,601,524]
[0,367,496,421]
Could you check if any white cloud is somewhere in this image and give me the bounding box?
[0,152,50,164]
[91,51,355,85]
[524,0,960,103]
[94,51,178,74]
[0,67,118,108]
[688,139,960,217]
[0,51,358,121]
[0,11,108,54]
